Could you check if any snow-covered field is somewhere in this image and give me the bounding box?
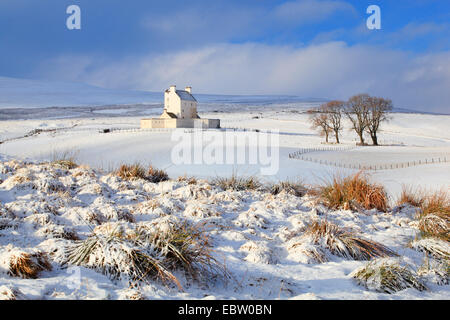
[0,78,449,300]
[1,110,449,198]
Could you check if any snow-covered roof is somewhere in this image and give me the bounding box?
[176,90,197,102]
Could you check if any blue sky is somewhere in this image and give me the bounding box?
[0,0,449,112]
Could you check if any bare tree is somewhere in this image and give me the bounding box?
[345,94,371,145]
[324,101,344,144]
[366,96,393,145]
[311,111,332,143]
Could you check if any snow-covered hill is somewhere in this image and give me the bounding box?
[0,76,322,110]
[0,77,162,109]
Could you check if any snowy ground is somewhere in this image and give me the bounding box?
[0,159,448,300]
[0,80,449,300]
[0,110,449,199]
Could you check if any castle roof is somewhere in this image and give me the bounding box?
[166,112,178,118]
[175,90,197,102]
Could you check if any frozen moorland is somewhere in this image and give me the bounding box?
[0,77,449,300]
[0,158,448,300]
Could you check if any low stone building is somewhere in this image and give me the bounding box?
[141,85,220,129]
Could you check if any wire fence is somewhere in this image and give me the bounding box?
[288,145,356,158]
[289,147,450,171]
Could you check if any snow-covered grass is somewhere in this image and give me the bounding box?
[115,163,170,183]
[418,259,449,286]
[212,174,262,192]
[0,159,448,299]
[410,238,449,261]
[0,285,24,300]
[269,181,308,197]
[0,246,52,279]
[115,163,148,181]
[50,149,79,170]
[66,218,227,290]
[296,220,396,261]
[398,187,450,241]
[351,258,427,294]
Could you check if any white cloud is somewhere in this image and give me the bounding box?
[139,4,266,46]
[274,0,356,24]
[139,0,356,46]
[39,42,450,113]
[387,22,449,43]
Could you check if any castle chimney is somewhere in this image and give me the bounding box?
[169,85,176,92]
[185,86,192,94]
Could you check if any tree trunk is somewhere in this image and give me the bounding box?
[358,130,365,145]
[371,133,378,146]
[325,132,329,143]
[335,130,340,144]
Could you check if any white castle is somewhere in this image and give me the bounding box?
[140,85,220,129]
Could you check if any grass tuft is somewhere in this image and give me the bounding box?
[318,172,388,212]
[420,190,450,217]
[398,187,449,241]
[7,252,52,279]
[147,165,169,183]
[270,181,307,197]
[50,150,79,170]
[115,163,169,183]
[410,238,450,261]
[416,190,449,241]
[418,259,449,286]
[418,214,449,241]
[397,185,425,207]
[137,220,225,280]
[177,175,197,185]
[212,173,261,191]
[116,163,147,181]
[351,258,427,293]
[68,232,183,288]
[67,220,226,289]
[301,220,396,261]
[0,285,23,300]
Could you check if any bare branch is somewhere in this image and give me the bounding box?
[345,94,371,145]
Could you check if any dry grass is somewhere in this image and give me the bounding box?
[116,163,147,181]
[351,258,427,294]
[147,165,169,183]
[398,187,449,241]
[212,173,262,191]
[318,172,388,212]
[8,252,52,279]
[418,214,449,241]
[67,220,226,289]
[270,181,307,197]
[416,190,449,241]
[420,190,450,217]
[115,163,169,183]
[137,220,225,280]
[397,185,426,207]
[0,285,23,300]
[177,175,197,185]
[68,233,182,288]
[301,220,396,261]
[50,150,79,170]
